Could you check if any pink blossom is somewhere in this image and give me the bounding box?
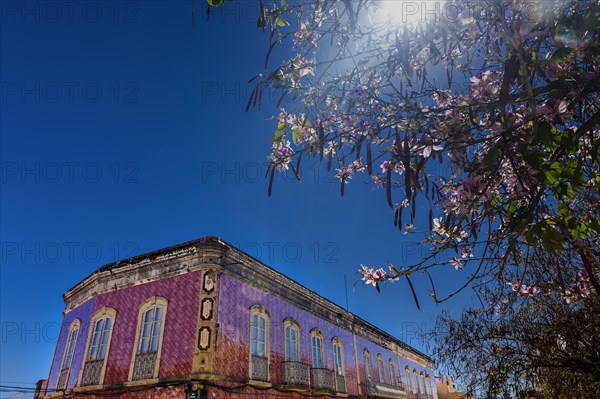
[380,160,393,173]
[359,265,387,287]
[450,257,463,270]
[461,246,473,258]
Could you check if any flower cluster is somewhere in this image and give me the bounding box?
[269,140,294,171]
[294,21,319,47]
[432,217,469,243]
[359,265,386,287]
[286,55,314,88]
[562,268,592,303]
[508,282,541,297]
[335,160,365,183]
[469,70,501,102]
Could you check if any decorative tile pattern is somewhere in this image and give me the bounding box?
[80,360,103,386]
[213,273,359,395]
[310,368,334,391]
[250,355,268,381]
[131,352,157,380]
[283,361,310,387]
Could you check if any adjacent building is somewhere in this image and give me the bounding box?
[40,236,437,399]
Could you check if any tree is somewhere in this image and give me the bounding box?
[207,0,600,396]
[433,246,600,398]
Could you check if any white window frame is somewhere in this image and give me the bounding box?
[389,359,396,386]
[283,318,300,362]
[364,349,373,380]
[377,354,385,383]
[128,296,168,381]
[249,305,270,381]
[77,307,117,386]
[332,338,344,376]
[310,329,324,368]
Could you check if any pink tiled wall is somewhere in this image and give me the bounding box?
[95,271,202,383]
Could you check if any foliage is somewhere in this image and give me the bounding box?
[433,247,600,398]
[207,0,600,396]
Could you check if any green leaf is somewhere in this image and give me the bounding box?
[541,227,564,252]
[571,222,590,239]
[483,145,502,172]
[292,128,302,145]
[271,129,284,142]
[207,0,224,6]
[276,17,288,27]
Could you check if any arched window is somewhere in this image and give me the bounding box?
[388,359,397,386]
[363,349,373,381]
[414,370,421,394]
[249,305,270,381]
[377,354,385,383]
[79,307,117,386]
[57,319,81,390]
[404,367,413,393]
[283,318,300,362]
[332,338,345,392]
[129,296,168,381]
[332,338,344,376]
[310,329,324,368]
[420,372,428,396]
[426,374,433,397]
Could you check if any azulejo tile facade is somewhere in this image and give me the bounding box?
[39,236,437,399]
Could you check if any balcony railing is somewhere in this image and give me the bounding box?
[80,360,104,386]
[283,361,310,387]
[56,368,69,390]
[131,352,157,381]
[335,374,346,393]
[367,379,408,398]
[251,355,269,381]
[310,368,335,391]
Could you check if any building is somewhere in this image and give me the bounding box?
[40,236,437,399]
[435,376,466,399]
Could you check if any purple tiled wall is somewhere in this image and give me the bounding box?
[47,298,95,391]
[214,273,353,395]
[213,272,435,397]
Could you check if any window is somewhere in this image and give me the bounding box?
[363,350,373,380]
[405,367,413,393]
[310,329,324,368]
[57,319,81,390]
[284,319,300,362]
[420,372,428,396]
[90,317,111,360]
[139,307,163,353]
[377,354,385,383]
[79,307,117,386]
[249,305,270,381]
[332,338,345,392]
[251,313,267,357]
[414,370,421,394]
[426,374,433,396]
[389,359,396,386]
[63,323,80,369]
[129,296,168,381]
[332,338,344,376]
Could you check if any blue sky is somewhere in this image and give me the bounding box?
[0,1,473,390]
